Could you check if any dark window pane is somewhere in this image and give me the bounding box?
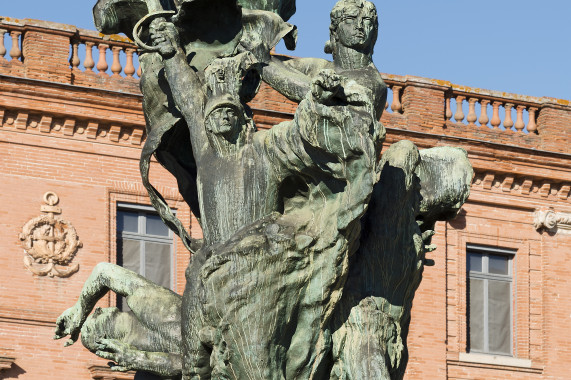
[469,278,484,352]
[489,255,509,275]
[468,253,482,272]
[118,210,139,233]
[119,239,141,273]
[146,214,170,236]
[488,280,511,354]
[145,242,171,288]
[117,239,141,311]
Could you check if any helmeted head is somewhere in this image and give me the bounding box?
[204,94,247,137]
[324,0,378,58]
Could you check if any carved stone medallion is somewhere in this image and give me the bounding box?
[19,192,82,277]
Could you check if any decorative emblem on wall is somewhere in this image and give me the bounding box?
[534,208,571,233]
[19,192,82,277]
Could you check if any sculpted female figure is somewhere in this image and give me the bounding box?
[261,0,387,127]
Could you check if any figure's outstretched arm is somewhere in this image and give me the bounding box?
[252,47,329,103]
[54,263,153,346]
[261,56,313,102]
[149,20,209,161]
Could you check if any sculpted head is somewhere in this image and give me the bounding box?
[204,95,247,140]
[325,0,378,58]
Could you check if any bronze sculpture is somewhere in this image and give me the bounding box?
[54,1,473,378]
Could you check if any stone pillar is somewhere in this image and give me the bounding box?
[537,101,571,154]
[401,77,449,131]
[22,27,74,83]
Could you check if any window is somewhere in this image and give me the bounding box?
[467,245,514,356]
[116,204,174,310]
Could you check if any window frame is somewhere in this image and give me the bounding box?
[116,202,176,291]
[467,244,516,357]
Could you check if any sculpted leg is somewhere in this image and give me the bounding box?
[54,262,155,346]
[55,262,183,377]
[182,251,213,380]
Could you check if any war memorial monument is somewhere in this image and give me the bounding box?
[52,0,473,379]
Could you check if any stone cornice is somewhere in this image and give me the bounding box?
[0,74,143,115]
[0,106,146,147]
[383,127,571,180]
[472,170,570,204]
[1,104,570,195]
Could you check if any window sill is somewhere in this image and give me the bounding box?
[88,365,136,380]
[0,356,16,372]
[458,353,531,368]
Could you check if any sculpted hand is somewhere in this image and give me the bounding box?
[54,304,84,346]
[149,19,180,58]
[95,339,138,372]
[311,69,342,104]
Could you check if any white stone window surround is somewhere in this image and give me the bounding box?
[458,352,532,368]
[466,244,516,357]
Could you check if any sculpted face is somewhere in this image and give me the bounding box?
[207,106,241,136]
[335,5,375,50]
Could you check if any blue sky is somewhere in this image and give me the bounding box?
[2,0,569,100]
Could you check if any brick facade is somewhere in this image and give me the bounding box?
[0,18,569,380]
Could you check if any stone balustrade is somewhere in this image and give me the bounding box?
[383,80,404,114]
[0,17,140,92]
[446,89,539,134]
[71,28,141,78]
[0,24,23,62]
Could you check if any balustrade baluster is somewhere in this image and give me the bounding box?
[478,99,490,126]
[111,46,123,77]
[490,101,502,129]
[467,98,478,125]
[503,103,514,130]
[84,42,95,72]
[527,107,538,133]
[0,29,7,60]
[124,48,136,77]
[96,43,109,74]
[9,31,22,61]
[454,96,465,123]
[70,40,80,69]
[515,105,526,132]
[445,97,452,120]
[390,86,402,113]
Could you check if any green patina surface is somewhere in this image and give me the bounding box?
[55,1,473,379]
